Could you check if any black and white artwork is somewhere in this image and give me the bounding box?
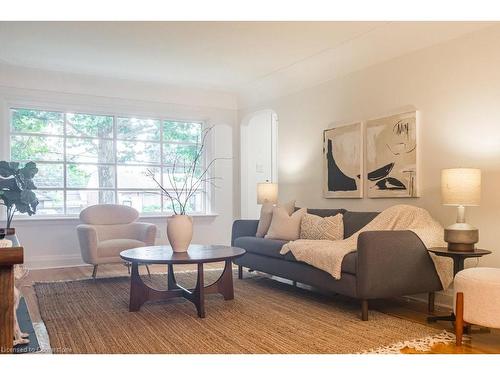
[366,111,418,198]
[323,123,363,198]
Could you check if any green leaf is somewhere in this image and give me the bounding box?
[0,161,13,177]
[20,190,37,204]
[15,202,31,214]
[20,162,39,179]
[0,177,22,191]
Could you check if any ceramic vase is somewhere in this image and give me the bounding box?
[167,215,193,252]
[0,227,16,248]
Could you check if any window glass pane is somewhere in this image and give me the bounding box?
[36,190,64,215]
[116,141,160,164]
[66,138,114,163]
[118,191,161,213]
[162,143,199,166]
[163,121,202,143]
[67,164,115,189]
[163,192,204,214]
[11,135,64,161]
[66,190,115,215]
[66,113,113,138]
[117,166,160,189]
[117,117,160,141]
[11,108,63,135]
[162,167,203,189]
[33,163,64,189]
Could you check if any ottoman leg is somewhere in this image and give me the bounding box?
[455,292,464,346]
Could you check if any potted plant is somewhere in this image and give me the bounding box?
[147,126,226,252]
[0,161,39,240]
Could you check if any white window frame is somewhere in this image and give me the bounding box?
[5,100,213,218]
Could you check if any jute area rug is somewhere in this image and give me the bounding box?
[34,270,453,354]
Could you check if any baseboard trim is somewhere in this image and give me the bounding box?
[25,254,87,270]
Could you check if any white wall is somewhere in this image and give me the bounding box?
[240,110,278,219]
[0,64,238,269]
[239,25,500,303]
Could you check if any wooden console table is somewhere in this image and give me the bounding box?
[0,246,23,354]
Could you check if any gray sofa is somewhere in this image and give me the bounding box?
[232,208,442,320]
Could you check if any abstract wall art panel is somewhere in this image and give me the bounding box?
[323,122,363,198]
[366,111,419,198]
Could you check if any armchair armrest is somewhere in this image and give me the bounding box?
[231,220,259,246]
[129,222,157,246]
[356,230,442,299]
[77,224,98,264]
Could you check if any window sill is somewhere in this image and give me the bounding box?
[11,213,219,223]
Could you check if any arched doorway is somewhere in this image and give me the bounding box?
[240,110,278,219]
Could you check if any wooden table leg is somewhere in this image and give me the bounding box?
[0,265,14,354]
[428,292,435,313]
[194,263,205,318]
[167,264,177,290]
[129,262,147,312]
[219,260,234,300]
[455,292,464,346]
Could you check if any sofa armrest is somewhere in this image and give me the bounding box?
[130,222,157,246]
[231,220,259,245]
[356,230,442,299]
[77,224,98,264]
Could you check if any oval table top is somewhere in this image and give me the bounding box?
[120,244,246,264]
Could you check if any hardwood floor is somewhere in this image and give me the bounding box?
[19,263,500,354]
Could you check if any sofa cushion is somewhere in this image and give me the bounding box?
[306,208,346,218]
[97,239,146,258]
[234,236,357,274]
[234,236,294,261]
[343,211,379,238]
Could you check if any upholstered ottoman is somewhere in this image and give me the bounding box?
[454,267,500,346]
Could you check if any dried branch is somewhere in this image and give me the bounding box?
[146,126,230,215]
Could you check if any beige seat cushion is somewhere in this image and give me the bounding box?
[97,239,146,258]
[300,213,344,241]
[265,207,307,241]
[256,200,295,238]
[454,267,500,328]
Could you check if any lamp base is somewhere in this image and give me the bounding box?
[444,223,478,252]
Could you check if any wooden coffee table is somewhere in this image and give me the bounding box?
[120,244,245,318]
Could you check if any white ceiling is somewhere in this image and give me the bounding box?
[0,21,494,107]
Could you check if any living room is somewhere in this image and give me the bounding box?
[1,0,500,372]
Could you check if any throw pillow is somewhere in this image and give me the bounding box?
[256,200,295,238]
[265,207,307,241]
[300,213,344,241]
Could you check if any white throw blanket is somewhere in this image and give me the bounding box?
[280,205,453,289]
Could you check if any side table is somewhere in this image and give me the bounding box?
[427,247,492,323]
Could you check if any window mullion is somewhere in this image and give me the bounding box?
[113,115,118,204]
[160,118,164,213]
[63,112,67,215]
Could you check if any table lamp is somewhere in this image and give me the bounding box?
[441,168,481,251]
[257,181,278,204]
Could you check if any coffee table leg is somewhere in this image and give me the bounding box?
[167,264,177,290]
[219,260,234,300]
[194,263,205,318]
[129,262,147,312]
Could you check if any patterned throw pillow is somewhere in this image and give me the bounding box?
[300,213,344,241]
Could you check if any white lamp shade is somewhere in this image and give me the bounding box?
[257,182,278,204]
[441,168,481,206]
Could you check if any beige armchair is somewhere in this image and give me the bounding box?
[77,204,157,278]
